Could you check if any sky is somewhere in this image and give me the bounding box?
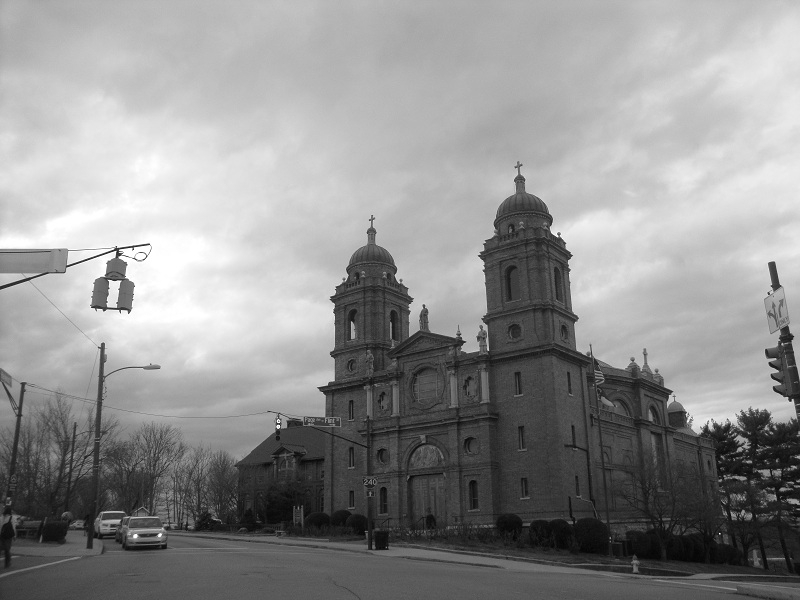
[2,1,800,461]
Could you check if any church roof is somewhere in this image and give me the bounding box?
[349,223,395,268]
[236,422,326,468]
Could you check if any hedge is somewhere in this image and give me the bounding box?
[345,513,368,535]
[331,510,352,527]
[41,520,68,543]
[548,519,574,550]
[528,520,552,547]
[573,518,608,554]
[495,514,523,538]
[304,512,330,529]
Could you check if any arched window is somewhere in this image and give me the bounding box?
[506,266,520,301]
[389,310,399,341]
[507,223,515,234]
[554,267,564,302]
[379,487,388,514]
[348,400,354,421]
[347,309,358,340]
[648,406,661,424]
[468,480,479,510]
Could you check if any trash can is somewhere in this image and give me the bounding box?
[374,530,389,550]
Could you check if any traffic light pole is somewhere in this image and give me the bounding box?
[768,262,800,415]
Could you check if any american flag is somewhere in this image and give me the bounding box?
[594,362,605,386]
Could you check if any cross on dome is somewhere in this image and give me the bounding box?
[514,161,523,176]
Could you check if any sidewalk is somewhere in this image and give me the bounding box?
[12,529,104,558]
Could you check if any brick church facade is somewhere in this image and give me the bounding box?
[318,166,716,530]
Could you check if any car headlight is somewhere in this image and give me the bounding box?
[157,532,163,538]
[132,533,139,539]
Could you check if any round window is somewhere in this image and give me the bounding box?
[508,324,522,339]
[464,437,479,455]
[377,448,389,464]
[346,359,356,372]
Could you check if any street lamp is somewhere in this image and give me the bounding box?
[87,342,160,549]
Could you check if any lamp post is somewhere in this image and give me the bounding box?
[86,342,160,549]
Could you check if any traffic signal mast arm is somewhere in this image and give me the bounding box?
[0,243,151,291]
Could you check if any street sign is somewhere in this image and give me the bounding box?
[0,249,68,273]
[303,416,342,427]
[0,369,11,388]
[363,476,377,488]
[766,287,791,334]
[366,490,375,497]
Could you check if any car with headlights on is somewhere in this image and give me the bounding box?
[122,516,168,550]
[94,511,126,539]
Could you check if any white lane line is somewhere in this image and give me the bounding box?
[0,556,80,579]
[652,578,737,592]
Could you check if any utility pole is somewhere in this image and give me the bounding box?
[2,381,25,507]
[87,342,105,550]
[366,414,373,551]
[65,422,77,512]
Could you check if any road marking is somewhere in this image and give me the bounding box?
[652,579,737,591]
[0,556,80,579]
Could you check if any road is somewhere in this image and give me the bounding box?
[0,533,781,600]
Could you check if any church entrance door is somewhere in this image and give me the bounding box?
[409,474,446,529]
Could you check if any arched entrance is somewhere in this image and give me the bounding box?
[407,444,447,528]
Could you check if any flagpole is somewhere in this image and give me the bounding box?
[590,344,613,556]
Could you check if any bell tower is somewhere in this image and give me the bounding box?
[480,164,579,353]
[330,218,412,381]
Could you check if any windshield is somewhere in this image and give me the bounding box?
[101,512,126,521]
[129,517,162,529]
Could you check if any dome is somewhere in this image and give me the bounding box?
[348,225,395,268]
[494,169,552,230]
[667,400,686,414]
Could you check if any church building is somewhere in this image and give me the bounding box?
[318,165,716,531]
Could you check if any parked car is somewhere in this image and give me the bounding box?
[69,519,84,530]
[94,511,126,539]
[122,516,168,550]
[115,517,131,543]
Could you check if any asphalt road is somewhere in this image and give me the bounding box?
[0,534,770,600]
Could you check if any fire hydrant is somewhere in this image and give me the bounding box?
[631,554,640,574]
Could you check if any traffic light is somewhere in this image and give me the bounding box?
[275,415,282,441]
[91,277,109,310]
[766,344,790,396]
[117,279,135,313]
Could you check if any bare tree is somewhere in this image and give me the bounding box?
[207,450,238,523]
[134,423,186,514]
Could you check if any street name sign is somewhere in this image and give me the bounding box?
[0,249,68,273]
[303,416,342,427]
[765,287,791,334]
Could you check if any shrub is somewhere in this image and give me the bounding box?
[573,518,608,554]
[528,520,552,547]
[548,519,574,550]
[495,514,523,539]
[195,512,215,531]
[331,510,352,527]
[304,512,330,529]
[683,533,705,563]
[41,520,68,543]
[345,513,368,535]
[666,535,686,561]
[625,530,655,558]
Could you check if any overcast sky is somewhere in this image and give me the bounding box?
[2,1,799,460]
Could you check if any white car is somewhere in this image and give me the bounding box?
[122,516,168,550]
[94,511,126,539]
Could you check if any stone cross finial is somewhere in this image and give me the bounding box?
[514,161,523,176]
[369,215,375,228]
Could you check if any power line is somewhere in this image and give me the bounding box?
[22,273,98,347]
[23,383,290,420]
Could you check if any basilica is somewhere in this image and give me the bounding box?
[238,166,716,531]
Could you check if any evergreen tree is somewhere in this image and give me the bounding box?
[736,408,773,570]
[760,419,800,573]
